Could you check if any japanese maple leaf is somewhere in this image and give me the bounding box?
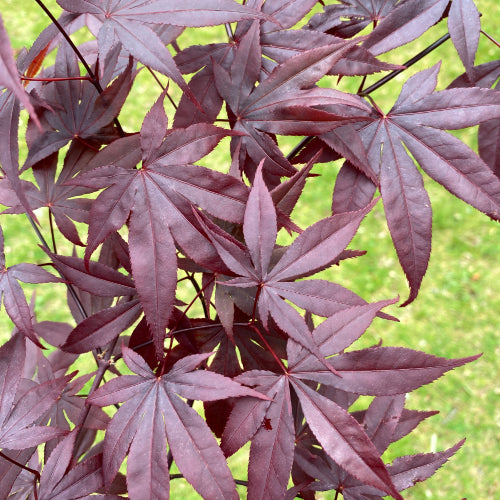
[24,41,133,169]
[448,0,480,76]
[0,227,62,346]
[293,427,464,499]
[45,249,141,354]
[87,346,268,500]
[197,163,383,360]
[69,90,249,357]
[18,143,98,246]
[306,0,404,38]
[213,36,371,182]
[343,63,500,305]
[224,364,403,498]
[57,0,272,106]
[35,430,105,500]
[223,300,476,499]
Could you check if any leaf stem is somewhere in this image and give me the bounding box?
[48,208,57,253]
[71,335,121,461]
[25,214,88,320]
[249,322,288,373]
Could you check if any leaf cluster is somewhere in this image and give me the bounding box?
[0,0,498,498]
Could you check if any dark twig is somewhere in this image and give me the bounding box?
[25,214,88,321]
[359,32,451,96]
[481,29,500,49]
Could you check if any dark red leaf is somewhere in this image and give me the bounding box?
[448,0,480,74]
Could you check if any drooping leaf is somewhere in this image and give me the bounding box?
[24,41,133,168]
[0,373,72,449]
[291,378,403,500]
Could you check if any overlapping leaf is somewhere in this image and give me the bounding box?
[197,165,380,361]
[0,334,72,450]
[88,346,268,500]
[24,41,133,169]
[0,14,39,126]
[68,93,249,356]
[214,36,371,181]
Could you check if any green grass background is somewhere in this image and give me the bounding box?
[1,1,500,498]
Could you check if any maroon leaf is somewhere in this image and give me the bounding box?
[88,347,265,497]
[62,299,142,353]
[448,0,480,75]
[295,347,481,395]
[24,42,133,168]
[357,63,500,303]
[1,227,61,345]
[247,377,295,500]
[0,374,72,449]
[291,378,403,500]
[38,430,104,499]
[363,0,449,55]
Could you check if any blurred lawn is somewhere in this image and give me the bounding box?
[1,1,500,499]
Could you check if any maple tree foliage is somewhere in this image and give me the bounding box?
[0,0,498,498]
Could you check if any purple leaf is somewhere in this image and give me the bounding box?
[291,378,403,500]
[448,0,480,74]
[247,378,295,500]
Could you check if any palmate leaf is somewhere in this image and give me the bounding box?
[0,367,72,449]
[307,0,403,39]
[344,63,500,305]
[292,420,464,499]
[87,347,268,500]
[35,430,104,500]
[57,0,271,106]
[448,0,480,75]
[24,42,133,169]
[68,101,248,356]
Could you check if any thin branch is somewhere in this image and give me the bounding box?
[71,335,121,461]
[25,214,88,320]
[34,0,101,91]
[481,29,500,49]
[48,208,57,253]
[359,32,451,96]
